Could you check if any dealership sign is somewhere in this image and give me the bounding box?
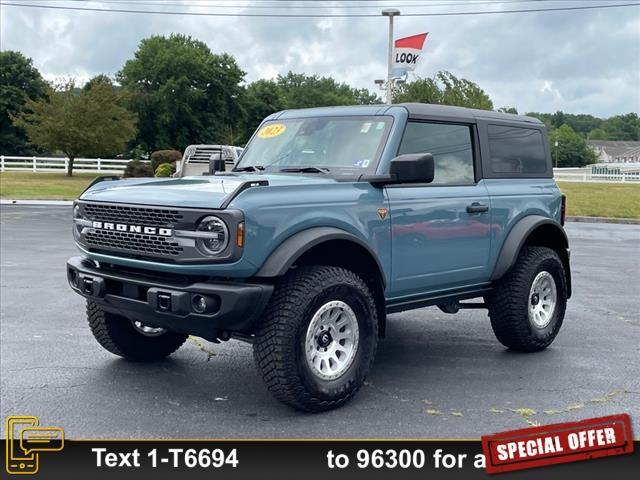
[393,33,428,72]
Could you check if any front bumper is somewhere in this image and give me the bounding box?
[67,256,273,340]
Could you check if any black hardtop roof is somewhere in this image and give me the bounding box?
[398,103,543,124]
[270,103,543,125]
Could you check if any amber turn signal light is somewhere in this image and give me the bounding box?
[236,222,245,248]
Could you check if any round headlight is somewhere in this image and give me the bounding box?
[196,216,229,255]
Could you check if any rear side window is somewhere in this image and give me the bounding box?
[487,125,549,176]
[398,122,474,185]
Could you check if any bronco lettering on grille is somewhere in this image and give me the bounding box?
[91,221,172,237]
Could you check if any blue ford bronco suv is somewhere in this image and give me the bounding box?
[67,103,571,412]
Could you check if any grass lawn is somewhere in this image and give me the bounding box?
[557,182,640,219]
[0,172,96,200]
[1,172,638,219]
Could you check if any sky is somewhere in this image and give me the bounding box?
[1,0,639,118]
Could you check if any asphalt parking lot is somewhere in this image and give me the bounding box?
[1,205,639,439]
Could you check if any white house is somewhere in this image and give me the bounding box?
[587,140,640,163]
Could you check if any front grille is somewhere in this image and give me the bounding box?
[84,203,183,227]
[77,201,241,264]
[85,229,184,257]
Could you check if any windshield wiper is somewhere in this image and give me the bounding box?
[232,165,265,172]
[279,166,331,174]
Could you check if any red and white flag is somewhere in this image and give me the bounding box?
[393,33,429,72]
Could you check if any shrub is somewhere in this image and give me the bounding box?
[123,159,154,178]
[150,149,181,171]
[155,162,175,177]
[128,144,147,160]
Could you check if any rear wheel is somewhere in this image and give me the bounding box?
[486,246,567,352]
[253,266,378,412]
[87,301,187,361]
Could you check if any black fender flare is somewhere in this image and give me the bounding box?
[491,215,571,296]
[255,226,385,287]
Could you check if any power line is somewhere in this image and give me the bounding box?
[1,1,638,17]
[36,0,633,2]
[62,0,551,10]
[34,0,544,2]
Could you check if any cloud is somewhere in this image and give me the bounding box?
[1,0,638,117]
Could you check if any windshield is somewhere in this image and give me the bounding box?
[235,116,392,174]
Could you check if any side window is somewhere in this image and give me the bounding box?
[398,122,475,185]
[487,125,548,175]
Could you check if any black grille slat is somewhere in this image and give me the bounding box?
[83,203,183,227]
[76,201,239,264]
[85,230,184,257]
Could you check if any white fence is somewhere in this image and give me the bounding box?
[0,156,144,174]
[554,166,640,183]
[2,155,639,183]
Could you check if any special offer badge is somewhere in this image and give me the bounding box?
[482,413,633,474]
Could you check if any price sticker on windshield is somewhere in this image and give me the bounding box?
[258,123,286,139]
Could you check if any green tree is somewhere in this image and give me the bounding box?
[498,107,519,114]
[352,87,380,105]
[587,128,607,140]
[12,81,137,176]
[239,73,379,141]
[394,71,493,110]
[275,72,379,109]
[83,74,115,91]
[0,51,48,155]
[548,124,597,168]
[526,111,604,138]
[394,77,440,103]
[242,79,285,140]
[118,34,246,152]
[601,113,640,141]
[564,114,602,137]
[551,111,566,130]
[525,112,553,130]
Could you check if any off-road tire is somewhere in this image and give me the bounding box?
[87,301,187,361]
[486,246,567,352]
[253,266,378,412]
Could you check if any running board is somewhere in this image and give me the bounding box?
[386,286,491,314]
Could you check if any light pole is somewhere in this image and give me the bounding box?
[382,8,400,105]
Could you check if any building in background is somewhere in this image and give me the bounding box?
[587,140,640,163]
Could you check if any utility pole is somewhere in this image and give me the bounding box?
[382,9,400,105]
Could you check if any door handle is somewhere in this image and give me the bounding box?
[466,202,489,214]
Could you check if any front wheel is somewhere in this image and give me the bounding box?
[87,301,187,361]
[486,246,568,352]
[253,266,378,412]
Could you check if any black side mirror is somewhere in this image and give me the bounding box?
[389,153,435,184]
[208,152,226,174]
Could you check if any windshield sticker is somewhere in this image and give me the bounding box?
[258,123,286,139]
[352,159,370,168]
[360,122,372,133]
[376,121,385,130]
[362,159,370,168]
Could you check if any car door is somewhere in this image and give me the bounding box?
[386,121,492,298]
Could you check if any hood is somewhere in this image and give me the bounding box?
[79,174,341,209]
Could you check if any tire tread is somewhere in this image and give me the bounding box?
[253,266,378,412]
[487,246,567,352]
[87,301,187,361]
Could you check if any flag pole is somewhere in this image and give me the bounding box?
[382,9,400,105]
